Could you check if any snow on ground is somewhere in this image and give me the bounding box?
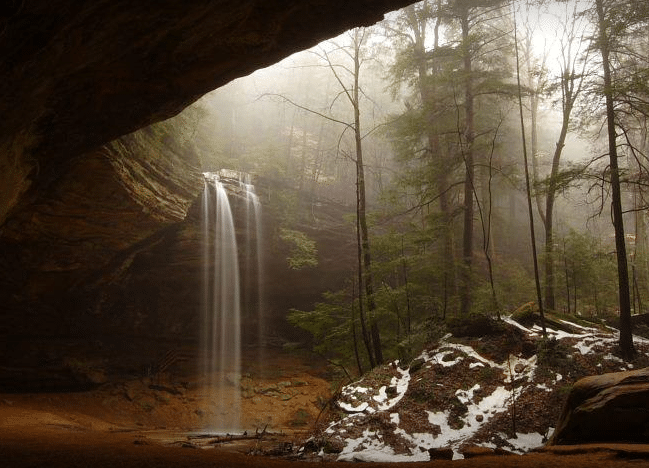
[336,366,410,415]
[503,431,550,453]
[323,315,643,462]
[338,429,416,462]
[531,322,632,364]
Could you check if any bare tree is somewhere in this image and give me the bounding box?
[320,28,384,366]
[514,8,546,335]
[594,0,634,358]
[261,28,385,367]
[531,2,591,312]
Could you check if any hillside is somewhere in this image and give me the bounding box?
[2,313,649,467]
[304,313,649,461]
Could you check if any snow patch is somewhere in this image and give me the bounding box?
[377,367,410,411]
[456,384,481,404]
[325,315,639,463]
[338,401,369,412]
[506,432,546,453]
[373,386,387,403]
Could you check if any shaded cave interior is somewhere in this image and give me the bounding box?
[0,0,416,391]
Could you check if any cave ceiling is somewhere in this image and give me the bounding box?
[0,1,418,352]
[0,0,415,223]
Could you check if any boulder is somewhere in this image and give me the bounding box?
[428,447,454,460]
[548,367,649,445]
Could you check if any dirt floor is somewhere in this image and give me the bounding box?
[2,348,649,467]
[2,420,649,468]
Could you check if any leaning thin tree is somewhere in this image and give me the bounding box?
[594,0,634,358]
[513,6,546,336]
[270,28,385,367]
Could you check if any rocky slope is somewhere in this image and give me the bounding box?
[304,314,649,461]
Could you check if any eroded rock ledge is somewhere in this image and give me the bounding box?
[0,0,413,223]
[548,367,649,445]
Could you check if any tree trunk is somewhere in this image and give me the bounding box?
[595,0,634,358]
[562,238,571,314]
[543,8,587,312]
[530,87,546,226]
[356,179,375,369]
[406,3,457,302]
[351,280,364,376]
[544,122,570,312]
[459,10,475,316]
[352,31,382,366]
[514,12,545,334]
[573,271,577,313]
[401,236,412,335]
[432,2,456,300]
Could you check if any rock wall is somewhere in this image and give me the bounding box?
[0,130,356,385]
[0,122,203,339]
[83,177,357,345]
[0,0,413,225]
[0,0,401,388]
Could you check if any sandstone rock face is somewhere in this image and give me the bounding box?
[0,1,395,389]
[0,0,413,224]
[548,367,649,445]
[0,148,356,390]
[0,126,355,341]
[0,122,202,340]
[91,179,356,344]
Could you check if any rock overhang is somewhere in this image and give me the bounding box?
[0,0,410,375]
[0,0,415,223]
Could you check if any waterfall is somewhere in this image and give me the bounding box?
[201,172,242,432]
[200,170,264,432]
[242,174,265,363]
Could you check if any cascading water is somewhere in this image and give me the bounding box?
[200,170,265,432]
[201,172,242,432]
[241,174,265,363]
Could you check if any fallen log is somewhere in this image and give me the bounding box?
[187,425,280,444]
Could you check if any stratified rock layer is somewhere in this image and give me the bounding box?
[0,1,401,390]
[548,367,649,445]
[0,0,413,224]
[0,122,202,338]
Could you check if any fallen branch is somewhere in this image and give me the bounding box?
[187,425,279,444]
[313,380,345,428]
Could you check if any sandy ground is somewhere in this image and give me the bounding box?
[2,417,649,468]
[3,392,649,468]
[2,350,649,467]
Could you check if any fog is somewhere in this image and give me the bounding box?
[166,0,649,322]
